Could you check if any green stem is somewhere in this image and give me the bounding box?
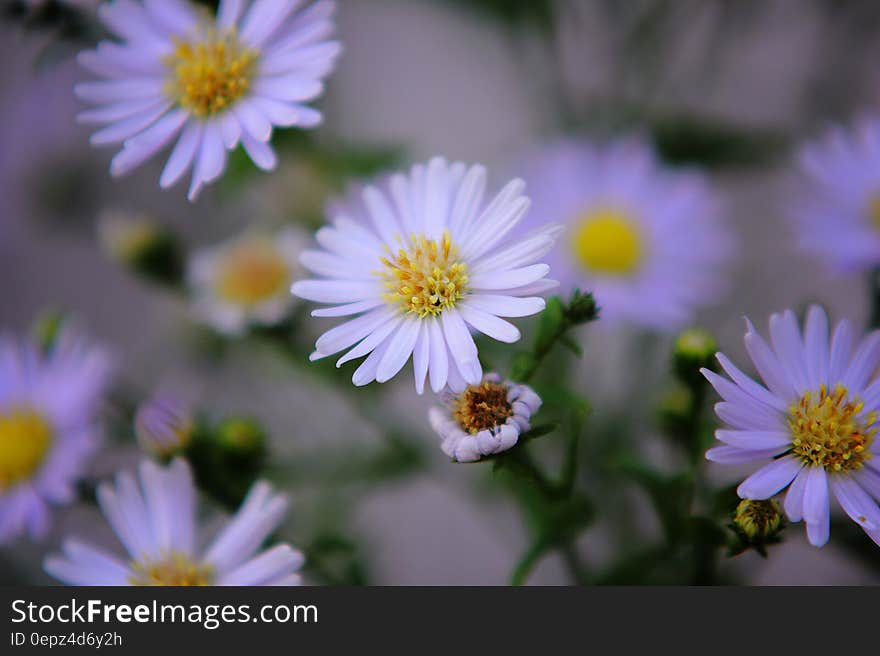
[510,541,547,586]
[561,544,590,585]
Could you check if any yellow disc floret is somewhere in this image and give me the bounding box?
[215,239,291,306]
[0,406,53,490]
[788,384,875,472]
[380,231,469,317]
[166,30,257,118]
[129,552,214,586]
[571,208,644,276]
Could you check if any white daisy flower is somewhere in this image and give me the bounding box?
[45,458,304,585]
[791,117,880,273]
[703,305,880,548]
[189,227,306,335]
[0,328,113,544]
[428,373,541,462]
[76,0,341,201]
[292,157,561,393]
[520,137,732,332]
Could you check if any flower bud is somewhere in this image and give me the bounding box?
[215,416,267,462]
[98,211,183,287]
[565,289,599,324]
[31,309,66,355]
[673,327,717,384]
[135,393,194,458]
[731,499,784,551]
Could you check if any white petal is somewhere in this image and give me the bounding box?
[803,305,829,389]
[737,455,802,499]
[241,130,278,171]
[109,109,188,177]
[464,295,545,318]
[292,279,379,304]
[784,466,809,522]
[830,474,880,530]
[470,264,550,291]
[376,317,420,382]
[160,121,202,188]
[412,322,429,394]
[427,318,449,393]
[458,304,520,343]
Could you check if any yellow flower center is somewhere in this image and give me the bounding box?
[788,384,875,472]
[129,552,214,586]
[0,407,54,490]
[452,381,513,434]
[215,240,291,306]
[380,231,469,317]
[571,208,644,276]
[165,30,257,118]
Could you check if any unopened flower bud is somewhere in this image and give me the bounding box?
[733,498,783,543]
[215,417,266,461]
[98,211,183,286]
[31,309,66,355]
[565,290,599,325]
[673,327,717,383]
[135,393,194,458]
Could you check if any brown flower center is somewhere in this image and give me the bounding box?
[452,381,512,434]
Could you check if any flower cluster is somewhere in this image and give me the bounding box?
[704,306,880,548]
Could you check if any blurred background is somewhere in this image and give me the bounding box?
[2,0,880,584]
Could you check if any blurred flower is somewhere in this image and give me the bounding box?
[293,157,561,393]
[790,117,880,273]
[214,416,266,460]
[76,0,341,201]
[703,305,880,548]
[135,392,194,458]
[521,137,732,332]
[0,327,112,543]
[428,373,541,462]
[44,459,304,585]
[673,327,718,383]
[98,211,183,286]
[189,228,306,335]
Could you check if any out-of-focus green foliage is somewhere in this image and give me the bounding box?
[436,0,555,32]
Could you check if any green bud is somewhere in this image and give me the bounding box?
[185,416,268,509]
[31,309,66,355]
[730,499,784,555]
[98,211,183,287]
[215,417,267,461]
[673,327,717,383]
[565,290,599,325]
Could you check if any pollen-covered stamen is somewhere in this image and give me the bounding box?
[0,406,53,490]
[452,381,512,434]
[788,384,875,472]
[165,30,257,118]
[380,231,469,317]
[129,552,213,586]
